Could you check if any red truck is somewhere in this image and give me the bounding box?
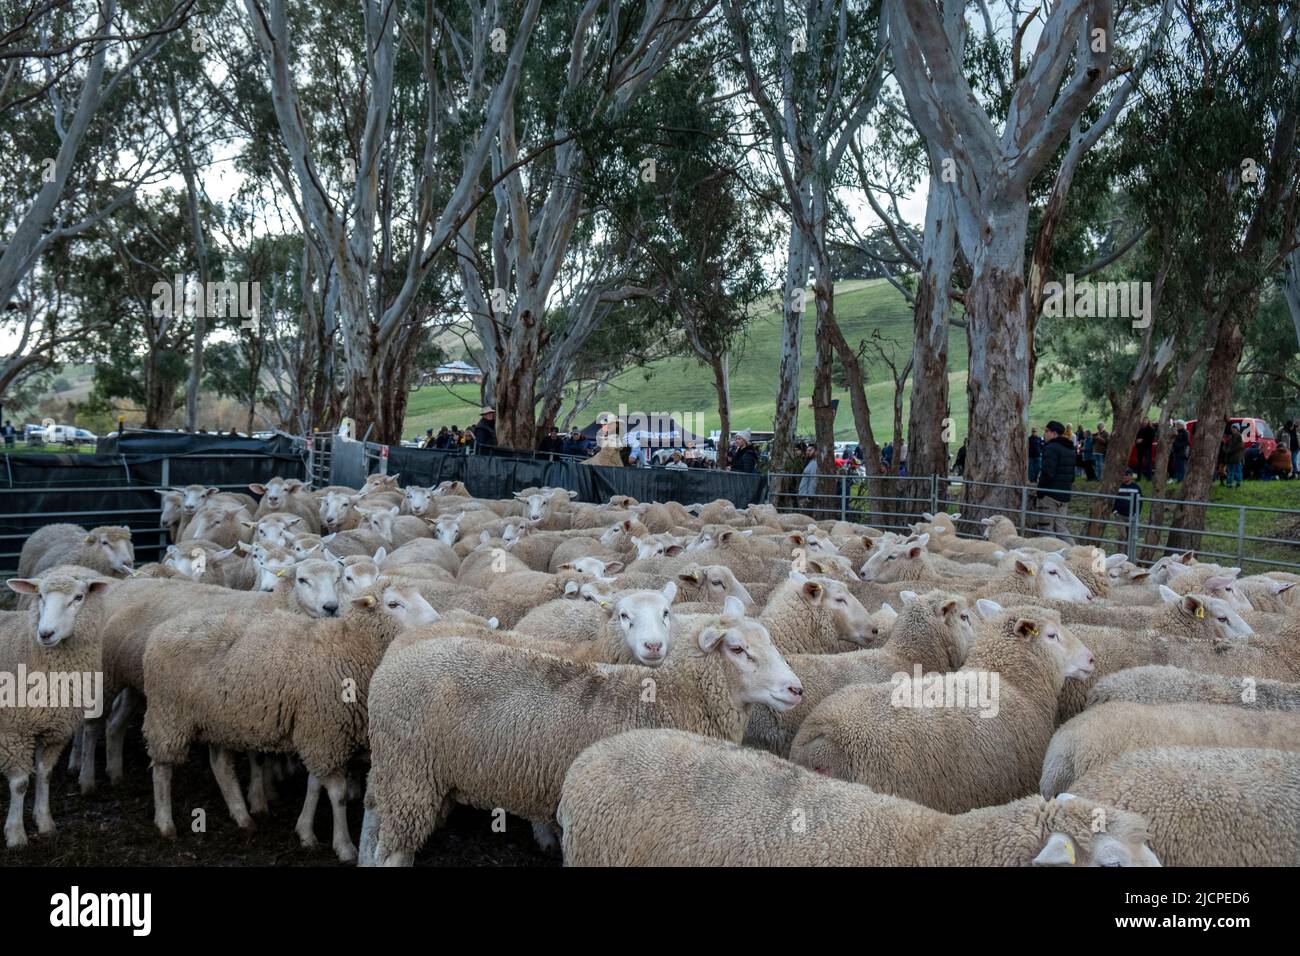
[1128,417,1277,468]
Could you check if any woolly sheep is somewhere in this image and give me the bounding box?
[1040,701,1300,797]
[981,515,1070,551]
[143,579,438,861]
[180,499,255,549]
[1067,747,1299,866]
[250,477,319,532]
[318,489,364,532]
[361,604,801,865]
[380,536,460,576]
[790,606,1094,813]
[2,571,111,847]
[318,527,387,558]
[354,505,433,549]
[18,524,135,579]
[758,572,876,655]
[1086,665,1300,711]
[744,590,983,757]
[243,511,305,549]
[557,729,1160,866]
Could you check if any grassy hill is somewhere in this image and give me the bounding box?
[403,279,1097,443]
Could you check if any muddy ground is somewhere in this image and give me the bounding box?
[5,711,557,868]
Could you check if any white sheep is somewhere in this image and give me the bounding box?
[1086,665,1300,711]
[250,477,319,532]
[361,605,801,865]
[18,524,135,578]
[557,729,1161,866]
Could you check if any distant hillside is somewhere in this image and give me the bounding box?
[403,279,1096,443]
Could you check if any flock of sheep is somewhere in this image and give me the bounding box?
[2,472,1297,866]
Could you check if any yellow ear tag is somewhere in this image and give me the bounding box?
[599,600,610,609]
[1027,568,1036,576]
[1065,840,1076,865]
[1195,605,1205,619]
[1026,626,1039,637]
[364,595,376,607]
[276,569,286,577]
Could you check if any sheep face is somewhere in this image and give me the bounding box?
[157,490,184,529]
[432,481,466,497]
[290,558,343,617]
[980,515,1016,543]
[357,505,401,543]
[250,476,305,511]
[678,564,756,610]
[858,535,925,584]
[7,575,109,647]
[248,513,302,548]
[514,493,552,523]
[787,527,837,557]
[163,546,207,582]
[793,573,876,648]
[372,583,439,627]
[1033,798,1161,867]
[360,474,399,497]
[1159,587,1253,642]
[698,603,802,710]
[1018,554,1092,603]
[289,535,322,560]
[402,485,433,516]
[319,491,359,531]
[177,484,221,517]
[431,513,462,546]
[611,583,678,665]
[1197,575,1252,613]
[865,604,898,646]
[252,545,296,591]
[341,554,383,598]
[500,520,528,546]
[87,526,135,575]
[563,556,623,578]
[1010,612,1094,681]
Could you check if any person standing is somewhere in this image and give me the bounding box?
[798,444,818,514]
[471,407,497,449]
[953,438,967,477]
[1092,422,1109,478]
[1035,421,1076,543]
[1135,420,1156,479]
[1223,423,1245,488]
[729,430,759,473]
[1112,469,1143,548]
[1027,428,1043,483]
[1286,419,1300,477]
[1,420,14,449]
[1170,421,1189,482]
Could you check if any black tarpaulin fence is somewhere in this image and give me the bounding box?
[333,440,767,507]
[0,434,307,574]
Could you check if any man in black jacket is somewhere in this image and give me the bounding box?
[729,430,760,473]
[1035,420,1076,543]
[471,406,498,449]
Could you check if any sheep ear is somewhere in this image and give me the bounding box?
[951,513,961,521]
[321,533,337,543]
[900,590,919,604]
[678,569,702,584]
[241,521,256,530]
[697,626,726,653]
[661,581,678,604]
[512,491,526,500]
[940,598,961,616]
[789,568,807,583]
[1273,581,1296,594]
[213,547,236,560]
[721,594,745,618]
[86,579,111,594]
[351,594,378,610]
[862,537,875,552]
[980,517,993,525]
[975,598,1003,619]
[906,545,925,559]
[563,580,580,597]
[1104,553,1127,569]
[479,530,491,543]
[1032,833,1079,867]
[1223,566,1241,579]
[787,532,805,546]
[84,534,95,544]
[6,578,39,594]
[621,519,634,531]
[1128,570,1151,582]
[373,547,387,562]
[800,580,824,601]
[880,602,895,615]
[284,479,305,492]
[1012,617,1041,639]
[1158,584,1179,604]
[285,516,302,526]
[1202,575,1233,591]
[921,512,933,521]
[249,483,267,494]
[604,561,624,574]
[387,505,399,516]
[663,544,684,556]
[323,548,341,563]
[1181,594,1206,619]
[237,541,253,553]
[1013,558,1036,577]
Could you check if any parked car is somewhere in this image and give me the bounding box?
[41,424,96,445]
[1128,416,1277,468]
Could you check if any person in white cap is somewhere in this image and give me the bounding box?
[472,406,497,448]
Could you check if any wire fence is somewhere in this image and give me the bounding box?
[766,472,1300,574]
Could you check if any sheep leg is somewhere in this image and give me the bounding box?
[531,820,560,854]
[358,803,380,867]
[381,849,414,867]
[33,741,61,835]
[208,746,255,830]
[4,770,29,847]
[152,763,176,839]
[78,720,99,794]
[246,753,268,815]
[321,772,356,863]
[105,688,139,785]
[295,774,322,849]
[67,725,82,773]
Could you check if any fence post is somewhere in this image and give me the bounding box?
[1236,507,1246,565]
[840,476,847,521]
[1127,503,1140,562]
[1018,486,1029,534]
[929,473,938,516]
[306,437,314,487]
[379,444,389,476]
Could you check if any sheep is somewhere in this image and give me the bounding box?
[354,505,433,549]
[18,523,135,579]
[668,564,756,611]
[1041,700,1300,796]
[361,604,801,865]
[1163,565,1253,611]
[289,534,323,560]
[758,572,877,655]
[380,537,460,576]
[156,489,186,539]
[546,536,621,573]
[430,480,470,498]
[179,499,255,549]
[744,590,982,757]
[1236,574,1299,613]
[143,579,439,861]
[318,527,387,558]
[250,477,319,532]
[399,484,435,518]
[318,489,364,532]
[1066,747,1299,866]
[556,729,1160,866]
[243,511,306,549]
[80,558,347,794]
[789,606,1095,814]
[969,550,1094,603]
[428,510,499,546]
[160,543,237,586]
[857,534,996,587]
[2,571,111,847]
[981,514,1070,551]
[1086,665,1300,711]
[513,589,618,643]
[514,490,577,528]
[170,484,258,520]
[456,547,531,587]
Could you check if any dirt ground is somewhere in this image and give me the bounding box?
[5,712,557,868]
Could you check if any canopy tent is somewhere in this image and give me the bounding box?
[579,414,707,446]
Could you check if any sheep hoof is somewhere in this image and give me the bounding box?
[296,826,318,849]
[156,823,176,841]
[4,826,27,848]
[234,815,256,832]
[35,819,56,837]
[334,841,358,864]
[79,779,96,796]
